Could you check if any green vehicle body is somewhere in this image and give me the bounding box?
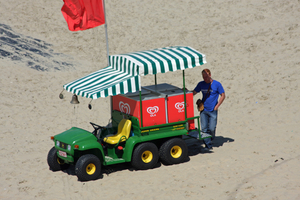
[52,110,202,166]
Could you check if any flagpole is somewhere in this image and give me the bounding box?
[102,0,113,119]
[103,0,110,67]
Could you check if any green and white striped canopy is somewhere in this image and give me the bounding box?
[64,46,206,99]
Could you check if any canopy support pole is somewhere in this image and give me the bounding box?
[139,90,143,128]
[183,70,187,120]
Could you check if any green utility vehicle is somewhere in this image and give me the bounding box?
[47,46,209,181]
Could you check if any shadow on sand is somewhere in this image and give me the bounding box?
[60,161,162,181]
[184,133,235,156]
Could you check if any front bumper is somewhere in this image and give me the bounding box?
[56,150,74,163]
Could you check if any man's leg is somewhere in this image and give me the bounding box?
[200,111,212,149]
[208,110,218,141]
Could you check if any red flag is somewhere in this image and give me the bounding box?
[61,0,105,31]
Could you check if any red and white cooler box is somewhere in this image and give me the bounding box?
[112,83,195,129]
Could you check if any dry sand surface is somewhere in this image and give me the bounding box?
[1,0,300,199]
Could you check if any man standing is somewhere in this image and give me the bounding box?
[193,69,225,150]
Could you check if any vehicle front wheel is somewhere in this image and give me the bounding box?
[159,138,188,165]
[47,147,69,171]
[75,154,101,181]
[131,142,159,170]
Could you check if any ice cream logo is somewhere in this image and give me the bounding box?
[119,101,131,114]
[175,102,185,113]
[147,106,159,117]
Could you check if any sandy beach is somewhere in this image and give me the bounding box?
[1,0,300,199]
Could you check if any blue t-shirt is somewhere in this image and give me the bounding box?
[194,80,225,111]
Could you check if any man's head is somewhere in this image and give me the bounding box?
[202,69,212,83]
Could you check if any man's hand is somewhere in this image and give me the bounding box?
[214,93,225,110]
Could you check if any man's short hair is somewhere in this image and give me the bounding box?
[202,69,211,76]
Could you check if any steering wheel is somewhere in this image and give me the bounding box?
[90,122,105,137]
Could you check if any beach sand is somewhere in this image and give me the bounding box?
[1,0,300,199]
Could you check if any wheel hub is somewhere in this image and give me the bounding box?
[142,150,153,163]
[86,163,96,175]
[170,145,182,158]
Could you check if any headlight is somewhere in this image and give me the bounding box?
[67,145,71,151]
[56,141,60,147]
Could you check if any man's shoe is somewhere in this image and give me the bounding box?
[202,147,213,151]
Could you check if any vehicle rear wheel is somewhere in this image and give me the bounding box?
[75,154,101,181]
[47,147,70,171]
[159,138,188,165]
[131,142,159,170]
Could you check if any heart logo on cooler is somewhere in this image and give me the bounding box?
[119,101,131,114]
[175,102,185,113]
[147,106,159,117]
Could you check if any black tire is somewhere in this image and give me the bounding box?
[131,142,159,170]
[159,138,188,165]
[75,154,101,181]
[47,147,70,171]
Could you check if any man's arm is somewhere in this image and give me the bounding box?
[193,90,198,96]
[214,93,225,110]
